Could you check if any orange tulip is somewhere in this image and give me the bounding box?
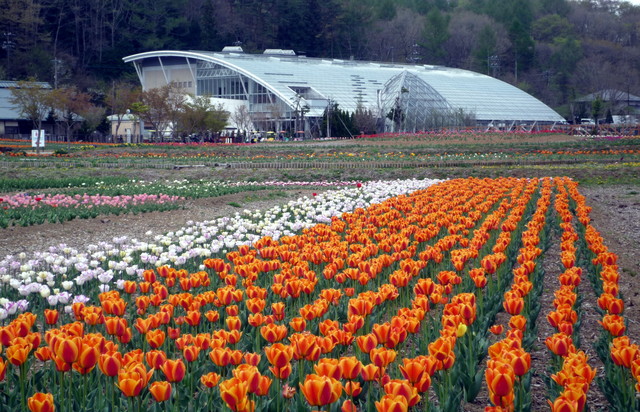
[44,309,59,325]
[289,317,307,332]
[260,323,288,343]
[269,363,292,379]
[502,293,524,316]
[370,347,397,369]
[503,348,531,377]
[545,333,574,357]
[314,358,342,380]
[117,371,145,397]
[508,315,527,331]
[145,350,167,369]
[201,372,221,388]
[149,381,172,402]
[264,343,294,369]
[361,364,382,381]
[161,359,186,383]
[600,314,626,337]
[489,325,504,335]
[485,360,515,400]
[356,333,378,354]
[547,397,579,412]
[104,316,127,336]
[233,364,262,394]
[611,344,639,368]
[299,374,343,407]
[183,345,201,363]
[209,347,232,367]
[99,351,122,377]
[344,381,362,397]
[0,358,6,382]
[290,333,321,362]
[73,343,99,374]
[271,302,285,321]
[383,379,420,407]
[428,337,455,370]
[27,392,55,412]
[6,343,31,366]
[219,377,253,412]
[398,358,426,384]
[342,399,358,412]
[255,375,272,396]
[146,329,166,349]
[339,356,362,380]
[375,394,409,412]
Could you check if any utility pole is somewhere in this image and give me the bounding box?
[51,59,62,89]
[326,99,331,138]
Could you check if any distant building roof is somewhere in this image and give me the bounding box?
[575,89,640,104]
[0,80,51,89]
[0,80,52,120]
[124,50,566,124]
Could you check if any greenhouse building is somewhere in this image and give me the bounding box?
[123,47,565,137]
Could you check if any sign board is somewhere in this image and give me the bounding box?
[31,130,45,148]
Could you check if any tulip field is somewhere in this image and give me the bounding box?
[0,175,638,412]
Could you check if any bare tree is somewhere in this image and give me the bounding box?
[78,105,106,141]
[49,86,92,147]
[105,81,141,138]
[9,81,52,154]
[353,101,377,135]
[444,11,496,69]
[365,8,425,62]
[132,82,184,142]
[230,105,253,137]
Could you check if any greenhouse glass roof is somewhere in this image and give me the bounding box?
[124,50,565,123]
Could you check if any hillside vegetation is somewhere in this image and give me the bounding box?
[1,0,639,119]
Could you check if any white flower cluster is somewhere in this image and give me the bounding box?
[0,178,442,320]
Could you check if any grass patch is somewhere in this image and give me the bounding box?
[228,202,242,208]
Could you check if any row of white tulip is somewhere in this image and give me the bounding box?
[0,178,442,321]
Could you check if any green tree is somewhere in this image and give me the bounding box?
[0,0,47,78]
[9,80,53,154]
[177,96,229,139]
[549,36,582,102]
[592,97,603,125]
[474,25,498,74]
[531,14,574,42]
[422,8,450,64]
[509,18,535,79]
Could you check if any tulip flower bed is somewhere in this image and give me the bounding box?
[0,179,363,228]
[0,193,186,228]
[0,177,636,412]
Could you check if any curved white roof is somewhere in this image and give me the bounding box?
[124,50,565,123]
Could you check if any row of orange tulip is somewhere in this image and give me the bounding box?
[0,177,629,411]
[483,178,554,412]
[542,179,597,412]
[570,179,640,410]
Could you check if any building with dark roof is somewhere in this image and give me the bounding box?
[0,80,53,139]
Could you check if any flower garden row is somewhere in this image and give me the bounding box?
[0,179,363,228]
[0,177,637,411]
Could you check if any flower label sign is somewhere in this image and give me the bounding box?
[31,130,45,148]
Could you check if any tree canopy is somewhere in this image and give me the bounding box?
[2,0,640,120]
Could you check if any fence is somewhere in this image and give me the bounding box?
[0,157,626,171]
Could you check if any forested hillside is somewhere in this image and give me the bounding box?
[2,0,639,117]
